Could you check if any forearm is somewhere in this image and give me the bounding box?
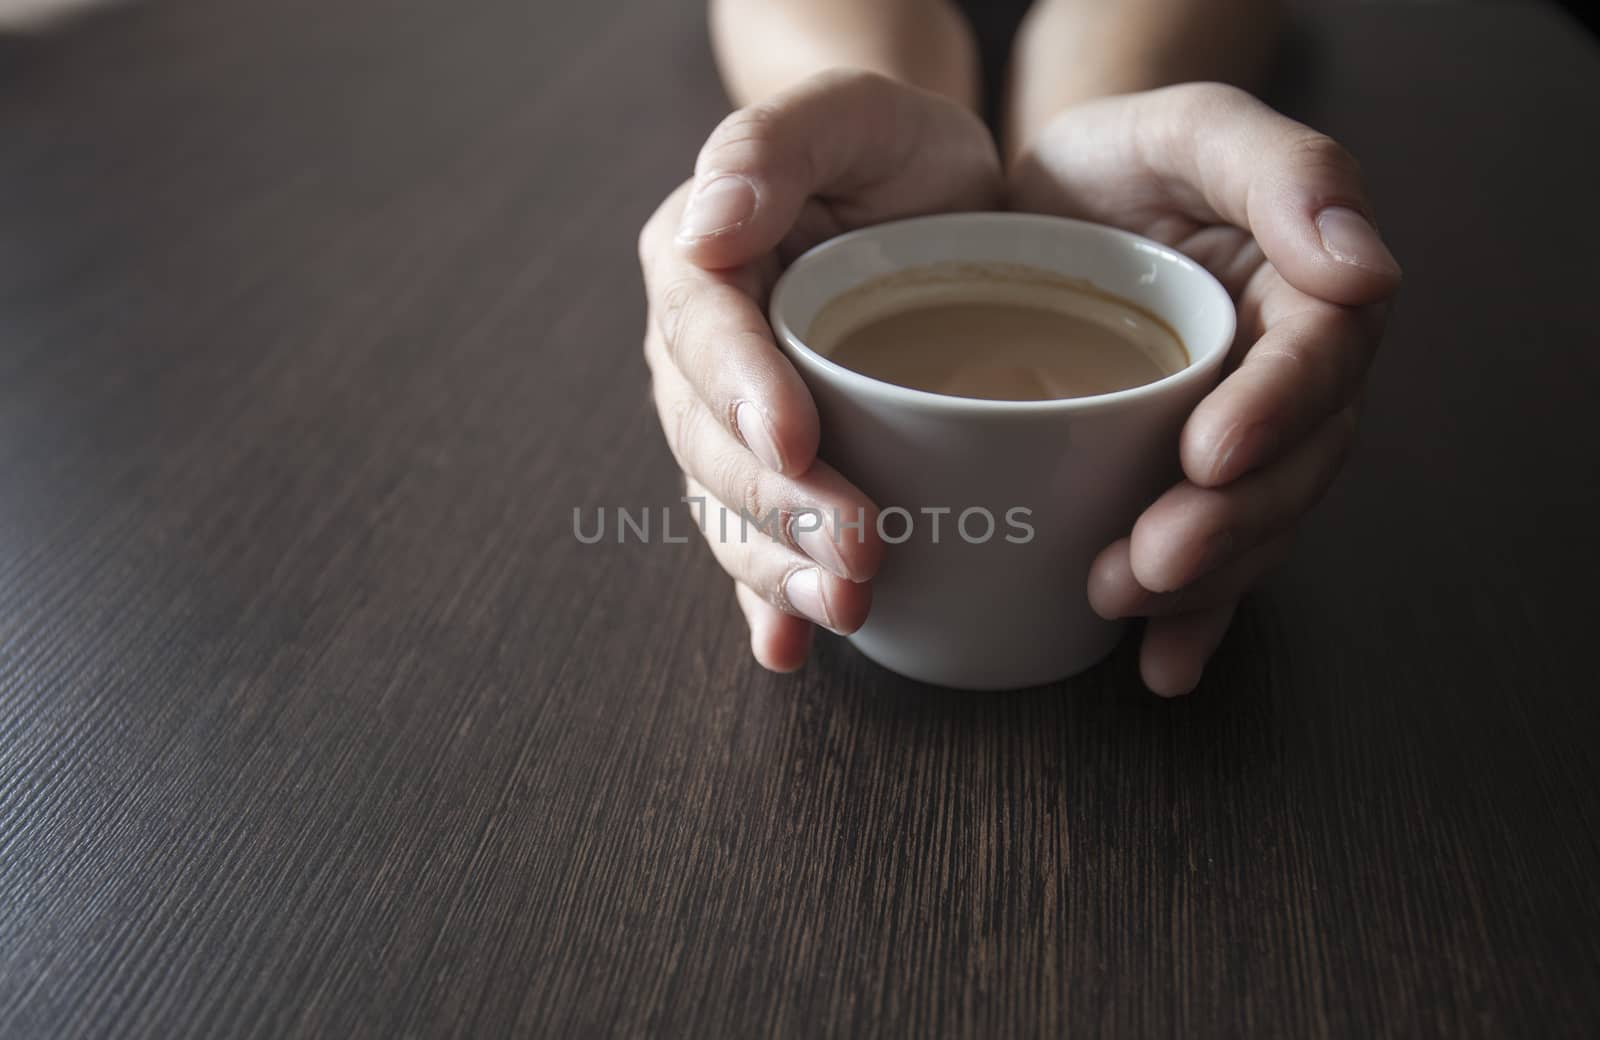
[1005,0,1284,159]
[709,0,980,109]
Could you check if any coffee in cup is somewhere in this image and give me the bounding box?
[809,261,1189,402]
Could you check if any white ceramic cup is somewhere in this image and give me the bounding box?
[768,213,1237,690]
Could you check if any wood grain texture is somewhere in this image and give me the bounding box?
[1,1,1598,1036]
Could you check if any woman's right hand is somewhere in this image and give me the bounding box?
[638,70,1001,672]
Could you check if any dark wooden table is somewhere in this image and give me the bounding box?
[2,0,1598,1035]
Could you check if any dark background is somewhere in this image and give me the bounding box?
[2,0,1598,1036]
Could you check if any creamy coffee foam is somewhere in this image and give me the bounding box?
[807,263,1188,402]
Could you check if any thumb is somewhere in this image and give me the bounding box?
[673,70,1000,270]
[1151,84,1402,306]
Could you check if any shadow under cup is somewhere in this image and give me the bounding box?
[769,213,1237,690]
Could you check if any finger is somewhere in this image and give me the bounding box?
[1181,292,1382,486]
[1013,83,1401,306]
[674,68,1001,266]
[735,581,813,672]
[1130,406,1355,592]
[686,477,872,635]
[1142,84,1401,304]
[1140,603,1237,697]
[640,185,820,476]
[1089,533,1293,619]
[649,330,883,581]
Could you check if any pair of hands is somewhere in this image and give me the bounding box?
[638,72,1399,695]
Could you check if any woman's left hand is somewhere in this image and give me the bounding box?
[1010,83,1402,695]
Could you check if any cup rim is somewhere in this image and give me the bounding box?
[768,212,1237,416]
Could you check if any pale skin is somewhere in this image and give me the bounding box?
[640,1,1401,695]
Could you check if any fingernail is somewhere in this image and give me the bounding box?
[793,514,849,580]
[734,400,784,472]
[1315,206,1401,277]
[677,174,756,242]
[784,568,834,629]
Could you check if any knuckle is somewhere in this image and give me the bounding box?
[1145,82,1256,168]
[661,394,701,463]
[1304,408,1360,495]
[1250,345,1314,379]
[1313,306,1377,386]
[701,102,784,171]
[637,187,686,273]
[1169,81,1253,122]
[736,535,775,592]
[636,218,657,271]
[815,67,896,114]
[1184,81,1250,107]
[712,446,766,523]
[1259,330,1331,384]
[1258,306,1370,394]
[655,277,700,356]
[813,66,887,95]
[1284,130,1364,185]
